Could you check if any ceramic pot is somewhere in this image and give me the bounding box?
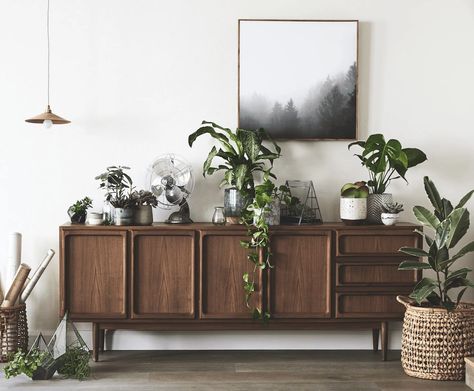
[340,197,367,225]
[224,188,247,224]
[87,212,104,226]
[68,208,87,224]
[253,199,281,226]
[115,208,134,226]
[134,205,153,225]
[367,193,393,224]
[381,213,399,226]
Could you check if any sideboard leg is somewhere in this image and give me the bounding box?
[372,328,380,352]
[92,323,100,362]
[381,321,389,361]
[99,329,106,352]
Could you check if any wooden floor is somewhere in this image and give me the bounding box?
[0,350,469,390]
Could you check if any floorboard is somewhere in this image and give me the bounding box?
[0,350,469,390]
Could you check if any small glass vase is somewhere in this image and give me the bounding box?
[212,207,226,225]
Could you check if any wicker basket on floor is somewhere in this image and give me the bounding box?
[397,295,474,381]
[0,303,28,362]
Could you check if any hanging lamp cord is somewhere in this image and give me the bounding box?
[46,0,50,108]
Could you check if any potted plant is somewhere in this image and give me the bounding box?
[340,181,369,225]
[188,121,281,224]
[397,176,474,380]
[380,202,403,225]
[67,197,92,224]
[95,166,135,226]
[348,134,427,223]
[133,190,157,226]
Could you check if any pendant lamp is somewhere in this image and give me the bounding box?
[26,0,70,128]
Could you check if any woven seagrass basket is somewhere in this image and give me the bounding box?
[397,295,474,381]
[0,303,28,362]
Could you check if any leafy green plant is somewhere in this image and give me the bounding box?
[57,346,91,380]
[4,349,47,379]
[398,176,474,310]
[188,121,281,199]
[348,134,427,194]
[382,202,404,214]
[340,181,369,198]
[95,166,135,208]
[68,197,93,215]
[132,190,158,207]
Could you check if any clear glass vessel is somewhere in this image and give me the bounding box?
[212,206,226,225]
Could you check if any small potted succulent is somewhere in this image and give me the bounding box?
[340,181,369,225]
[67,197,92,224]
[95,166,135,226]
[381,202,403,225]
[133,190,158,225]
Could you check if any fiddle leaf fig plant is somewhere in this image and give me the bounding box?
[348,134,427,194]
[398,176,474,310]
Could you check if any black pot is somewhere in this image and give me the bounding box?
[68,208,87,224]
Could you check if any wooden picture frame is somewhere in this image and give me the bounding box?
[238,19,359,140]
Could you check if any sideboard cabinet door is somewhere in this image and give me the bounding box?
[269,231,332,318]
[131,231,195,319]
[61,231,127,319]
[200,231,262,319]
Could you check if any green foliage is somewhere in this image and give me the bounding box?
[69,197,93,215]
[348,134,427,194]
[4,349,47,379]
[95,165,135,208]
[340,181,369,198]
[399,176,474,310]
[57,347,91,381]
[188,121,281,200]
[132,190,158,207]
[381,202,404,214]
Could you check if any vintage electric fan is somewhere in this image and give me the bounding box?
[149,154,194,224]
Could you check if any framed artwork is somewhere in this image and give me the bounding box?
[238,20,358,140]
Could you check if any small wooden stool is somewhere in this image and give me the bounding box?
[466,357,474,389]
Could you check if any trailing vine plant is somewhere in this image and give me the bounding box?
[188,121,283,320]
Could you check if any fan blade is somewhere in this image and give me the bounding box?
[165,186,183,204]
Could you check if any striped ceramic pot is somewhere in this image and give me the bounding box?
[367,193,393,224]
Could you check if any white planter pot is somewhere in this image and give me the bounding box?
[134,205,153,226]
[115,208,134,226]
[381,213,400,226]
[340,197,367,224]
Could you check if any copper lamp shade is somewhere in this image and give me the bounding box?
[25,105,70,124]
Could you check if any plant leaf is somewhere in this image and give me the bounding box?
[423,176,443,214]
[413,205,440,229]
[409,277,437,304]
[448,241,474,264]
[399,247,429,258]
[203,146,218,176]
[398,261,432,270]
[455,189,474,209]
[446,208,470,248]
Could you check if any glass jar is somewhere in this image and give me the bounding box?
[212,207,226,225]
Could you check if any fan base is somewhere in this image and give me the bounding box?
[165,211,193,224]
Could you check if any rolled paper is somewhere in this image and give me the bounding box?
[20,249,55,303]
[6,232,22,289]
[0,287,3,303]
[1,263,31,308]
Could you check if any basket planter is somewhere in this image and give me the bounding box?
[397,296,474,381]
[0,303,28,362]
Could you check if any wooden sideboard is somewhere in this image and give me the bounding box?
[59,222,421,361]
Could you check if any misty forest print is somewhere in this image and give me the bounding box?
[239,20,358,139]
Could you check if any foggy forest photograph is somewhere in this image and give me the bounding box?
[239,20,358,140]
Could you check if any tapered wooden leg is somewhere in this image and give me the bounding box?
[381,321,389,361]
[99,329,106,352]
[372,328,380,352]
[93,323,100,362]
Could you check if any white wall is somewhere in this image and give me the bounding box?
[1,0,473,350]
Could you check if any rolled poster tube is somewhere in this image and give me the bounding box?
[20,249,55,303]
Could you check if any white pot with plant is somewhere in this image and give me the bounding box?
[349,134,427,224]
[133,190,158,226]
[381,202,404,226]
[95,166,135,226]
[340,181,369,225]
[397,176,474,381]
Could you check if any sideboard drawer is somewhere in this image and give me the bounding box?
[336,230,419,256]
[336,262,418,287]
[336,292,406,318]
